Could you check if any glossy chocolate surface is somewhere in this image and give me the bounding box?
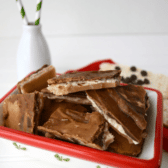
[48,70,121,84]
[3,92,44,134]
[86,85,148,144]
[38,102,113,150]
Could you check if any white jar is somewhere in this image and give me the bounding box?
[16,23,51,81]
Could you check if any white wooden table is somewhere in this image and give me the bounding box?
[0,35,168,168]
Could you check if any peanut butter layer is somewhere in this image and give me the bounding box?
[17,64,56,94]
[107,128,144,157]
[3,92,44,134]
[38,102,114,150]
[86,86,148,144]
[41,88,91,105]
[47,70,121,96]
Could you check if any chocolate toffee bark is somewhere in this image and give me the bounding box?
[3,92,44,134]
[107,128,144,157]
[40,100,88,126]
[108,85,149,130]
[0,109,4,126]
[47,70,121,96]
[17,64,56,94]
[86,85,148,145]
[41,88,91,105]
[38,102,114,150]
[115,85,149,117]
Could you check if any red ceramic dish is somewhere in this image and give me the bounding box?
[0,84,163,168]
[163,127,168,152]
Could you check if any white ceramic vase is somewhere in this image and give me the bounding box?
[16,23,51,81]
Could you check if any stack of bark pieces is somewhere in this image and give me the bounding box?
[2,65,149,157]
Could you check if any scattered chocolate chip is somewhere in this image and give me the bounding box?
[141,70,147,76]
[124,77,131,83]
[130,74,137,81]
[130,66,137,72]
[121,76,125,81]
[137,79,144,85]
[144,78,150,84]
[115,66,121,70]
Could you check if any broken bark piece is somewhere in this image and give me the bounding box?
[41,88,91,105]
[86,85,148,145]
[17,64,56,94]
[3,92,44,134]
[107,128,144,157]
[47,70,121,96]
[38,102,114,150]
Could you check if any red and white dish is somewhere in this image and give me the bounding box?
[0,82,163,168]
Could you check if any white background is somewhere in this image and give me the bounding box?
[0,0,168,167]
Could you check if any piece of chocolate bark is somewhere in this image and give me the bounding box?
[86,85,148,145]
[3,92,44,134]
[38,102,114,150]
[41,88,91,105]
[39,100,89,126]
[17,64,56,94]
[107,128,144,157]
[47,70,121,96]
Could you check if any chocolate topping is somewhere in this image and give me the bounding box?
[115,85,149,116]
[40,100,88,126]
[48,70,121,84]
[107,87,147,130]
[86,85,148,144]
[3,92,44,134]
[47,70,121,96]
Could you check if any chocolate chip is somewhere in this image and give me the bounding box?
[124,77,131,83]
[144,78,150,84]
[130,66,137,72]
[121,76,125,81]
[115,66,121,70]
[130,74,137,81]
[141,70,147,76]
[137,79,144,85]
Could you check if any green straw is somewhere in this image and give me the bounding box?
[35,0,43,25]
[16,0,29,25]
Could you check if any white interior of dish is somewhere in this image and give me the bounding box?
[0,89,158,161]
[138,90,157,160]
